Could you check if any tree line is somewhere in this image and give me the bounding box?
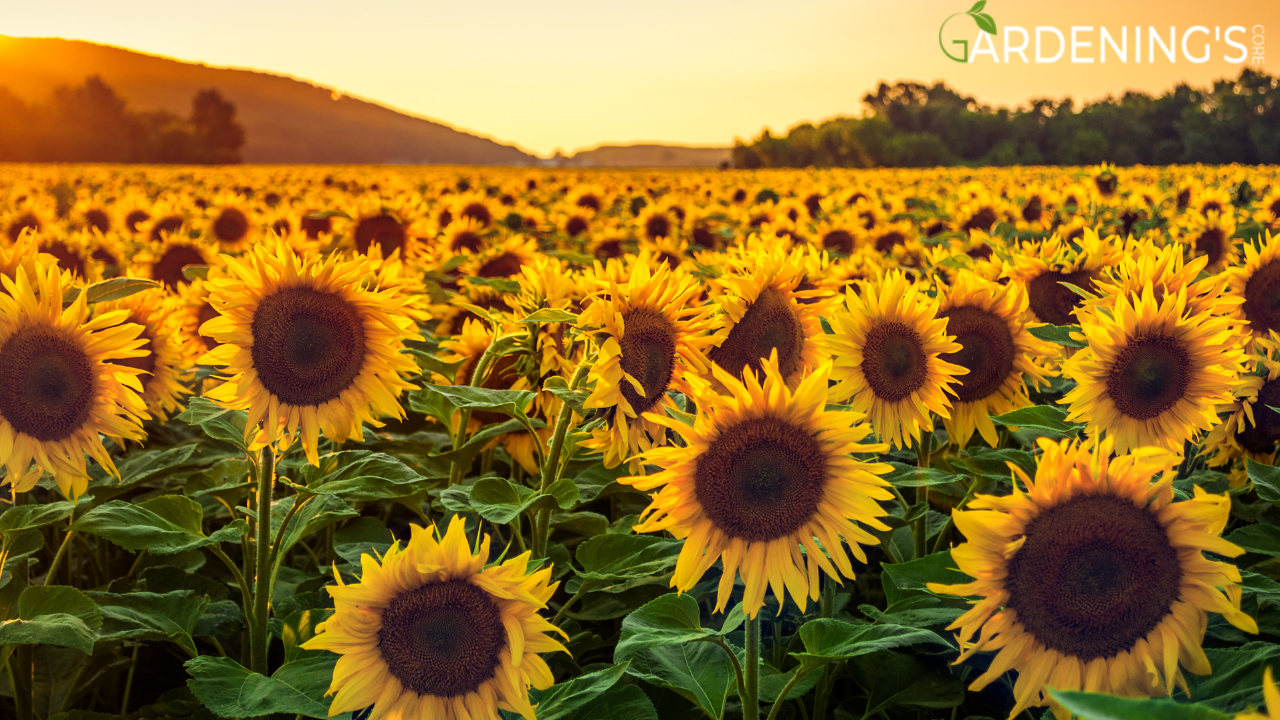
[733,69,1280,168]
[0,76,245,164]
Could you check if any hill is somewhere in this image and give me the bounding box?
[0,36,536,165]
[565,144,731,168]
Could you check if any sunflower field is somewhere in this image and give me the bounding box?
[3,163,1280,720]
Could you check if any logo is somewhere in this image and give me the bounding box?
[939,1,997,63]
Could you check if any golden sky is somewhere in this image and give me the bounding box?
[3,0,1276,156]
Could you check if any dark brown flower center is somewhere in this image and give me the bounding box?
[644,214,671,239]
[939,306,1015,403]
[125,210,150,234]
[1106,334,1191,420]
[477,252,523,278]
[566,216,589,237]
[300,213,332,239]
[962,207,997,232]
[354,215,406,256]
[822,230,855,255]
[250,288,366,406]
[6,212,41,242]
[1006,494,1181,661]
[1022,196,1043,223]
[151,245,206,290]
[150,215,185,243]
[1243,258,1280,336]
[1027,270,1095,326]
[451,231,482,253]
[695,416,826,541]
[860,321,927,403]
[618,309,677,416]
[39,241,87,279]
[709,288,803,382]
[377,579,505,697]
[85,209,110,234]
[1237,378,1280,454]
[0,326,96,441]
[1195,228,1227,267]
[874,231,905,253]
[214,208,250,243]
[575,194,601,211]
[461,202,493,226]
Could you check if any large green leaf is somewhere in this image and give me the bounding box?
[89,590,209,657]
[530,663,629,720]
[574,534,683,588]
[991,405,1085,436]
[300,451,441,500]
[1028,324,1087,348]
[791,618,951,669]
[272,494,358,560]
[0,585,102,653]
[1226,524,1280,557]
[1050,690,1231,720]
[882,463,963,488]
[555,685,657,720]
[1182,642,1280,712]
[848,650,964,715]
[458,476,561,524]
[615,593,743,662]
[1248,459,1280,503]
[176,397,251,452]
[71,495,247,554]
[880,550,972,606]
[0,502,76,542]
[84,277,162,304]
[184,655,348,719]
[626,641,735,720]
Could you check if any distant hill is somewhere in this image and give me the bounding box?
[0,36,536,165]
[565,144,732,168]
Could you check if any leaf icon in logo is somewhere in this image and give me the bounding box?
[968,0,985,12]
[969,11,996,35]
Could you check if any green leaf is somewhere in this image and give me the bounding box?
[1049,690,1231,720]
[467,477,544,524]
[968,0,985,12]
[880,550,972,606]
[791,618,951,669]
[1226,524,1280,557]
[300,451,438,501]
[88,590,209,657]
[0,502,76,542]
[1182,642,1280,712]
[530,662,629,720]
[626,641,734,720]
[572,462,629,503]
[195,600,246,637]
[554,684,657,720]
[543,375,590,414]
[0,585,102,653]
[1029,324,1087,348]
[547,477,581,509]
[183,265,210,281]
[273,495,358,560]
[849,651,964,715]
[576,534,684,585]
[71,495,247,554]
[184,655,342,719]
[279,608,333,664]
[972,12,996,34]
[991,405,1084,435]
[520,308,578,324]
[615,593,743,662]
[114,444,202,485]
[882,462,962,488]
[63,277,163,305]
[422,383,536,420]
[176,397,251,452]
[1248,459,1280,503]
[757,663,823,703]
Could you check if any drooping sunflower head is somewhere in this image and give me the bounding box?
[1062,284,1245,455]
[936,271,1055,447]
[929,437,1257,719]
[822,270,967,449]
[1006,230,1122,328]
[303,516,567,720]
[579,257,719,468]
[621,355,892,618]
[0,260,149,498]
[199,239,421,464]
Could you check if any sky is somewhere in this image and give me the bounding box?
[2,0,1277,156]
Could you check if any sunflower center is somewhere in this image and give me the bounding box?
[709,288,803,381]
[1195,228,1227,267]
[645,214,671,239]
[695,416,826,541]
[861,321,927,403]
[618,309,677,416]
[377,579,505,698]
[939,306,1015,403]
[0,326,96,441]
[151,245,205,290]
[1243,259,1280,336]
[250,288,367,406]
[1236,378,1280,454]
[354,215,406,256]
[1006,495,1181,661]
[1027,270,1094,326]
[125,210,150,234]
[1106,334,1191,420]
[477,252,523,278]
[822,230,854,255]
[214,208,249,243]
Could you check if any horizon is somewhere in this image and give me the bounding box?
[2,0,1277,156]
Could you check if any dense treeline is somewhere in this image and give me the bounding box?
[733,69,1280,168]
[0,76,245,164]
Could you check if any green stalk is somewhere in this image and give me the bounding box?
[767,666,815,720]
[814,577,835,719]
[251,445,275,675]
[743,614,761,720]
[533,359,591,557]
[44,530,76,585]
[913,432,934,560]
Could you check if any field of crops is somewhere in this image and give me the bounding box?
[2,163,1280,720]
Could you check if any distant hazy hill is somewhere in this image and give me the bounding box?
[566,144,732,168]
[0,36,536,165]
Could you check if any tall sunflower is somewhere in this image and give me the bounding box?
[303,516,567,720]
[199,239,420,465]
[1061,284,1244,454]
[929,437,1257,719]
[621,355,892,618]
[0,260,149,498]
[822,270,967,449]
[579,256,719,468]
[936,271,1054,447]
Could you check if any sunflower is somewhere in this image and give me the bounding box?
[302,516,567,720]
[1230,231,1280,349]
[0,259,149,498]
[199,239,421,465]
[94,289,195,423]
[204,193,257,254]
[822,270,967,449]
[706,243,831,388]
[1061,284,1245,455]
[1177,209,1238,273]
[936,271,1054,447]
[1085,238,1234,321]
[1005,230,1121,328]
[140,240,214,291]
[928,437,1257,719]
[1202,349,1280,479]
[579,255,718,468]
[621,355,892,618]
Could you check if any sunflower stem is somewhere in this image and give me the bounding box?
[44,529,76,585]
[766,666,814,720]
[251,445,275,675]
[533,359,592,558]
[744,614,761,720]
